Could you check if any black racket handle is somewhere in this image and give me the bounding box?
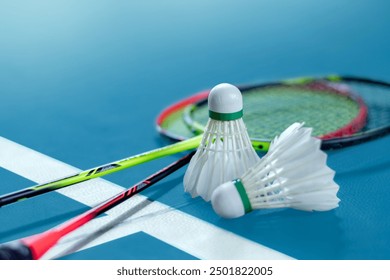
[0,241,33,260]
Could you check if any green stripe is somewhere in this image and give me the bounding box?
[283,75,342,85]
[233,179,252,213]
[282,77,315,85]
[209,110,243,120]
[326,75,342,82]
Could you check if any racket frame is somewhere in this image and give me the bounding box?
[156,75,390,150]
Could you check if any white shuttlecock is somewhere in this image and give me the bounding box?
[183,83,260,201]
[211,122,340,218]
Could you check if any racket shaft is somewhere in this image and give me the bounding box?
[0,135,202,207]
[0,152,195,260]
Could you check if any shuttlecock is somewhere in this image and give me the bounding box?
[183,83,260,201]
[211,122,340,218]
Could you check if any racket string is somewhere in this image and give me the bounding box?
[157,76,390,150]
[192,84,365,139]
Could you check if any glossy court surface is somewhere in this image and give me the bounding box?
[0,0,389,259]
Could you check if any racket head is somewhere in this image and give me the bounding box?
[156,75,390,150]
[184,81,368,140]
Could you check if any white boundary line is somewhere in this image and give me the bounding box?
[0,136,293,260]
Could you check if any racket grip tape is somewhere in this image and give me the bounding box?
[0,241,33,260]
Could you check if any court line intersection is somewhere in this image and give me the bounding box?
[0,136,293,260]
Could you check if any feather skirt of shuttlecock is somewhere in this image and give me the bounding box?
[184,118,260,201]
[240,122,340,211]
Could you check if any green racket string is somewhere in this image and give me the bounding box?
[157,75,390,151]
[187,84,363,140]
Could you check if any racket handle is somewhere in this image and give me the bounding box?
[0,241,33,260]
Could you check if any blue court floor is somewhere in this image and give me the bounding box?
[0,0,389,260]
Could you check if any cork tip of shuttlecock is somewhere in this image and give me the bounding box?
[211,181,246,219]
[208,83,243,115]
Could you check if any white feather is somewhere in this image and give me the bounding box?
[211,122,340,218]
[184,118,260,201]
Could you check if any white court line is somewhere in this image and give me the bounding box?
[0,136,293,260]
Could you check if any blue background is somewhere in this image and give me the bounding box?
[0,0,389,259]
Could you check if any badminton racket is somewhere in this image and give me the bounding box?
[0,152,194,260]
[0,135,202,207]
[0,77,346,207]
[2,75,387,207]
[157,75,390,151]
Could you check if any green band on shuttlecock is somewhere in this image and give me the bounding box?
[233,179,252,214]
[209,110,243,121]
